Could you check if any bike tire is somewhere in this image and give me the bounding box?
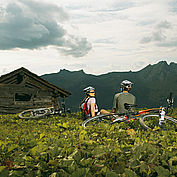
[139,114,177,130]
[19,108,49,119]
[82,113,123,128]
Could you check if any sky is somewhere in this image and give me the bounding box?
[0,0,177,76]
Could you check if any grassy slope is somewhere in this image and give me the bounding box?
[0,110,177,177]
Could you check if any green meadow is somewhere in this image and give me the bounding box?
[0,110,177,177]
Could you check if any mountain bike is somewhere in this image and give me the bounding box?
[82,93,177,130]
[18,102,71,119]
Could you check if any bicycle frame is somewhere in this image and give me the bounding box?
[93,106,160,124]
[111,105,173,127]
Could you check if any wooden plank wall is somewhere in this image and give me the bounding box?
[0,85,59,114]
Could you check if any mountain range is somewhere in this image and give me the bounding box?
[41,61,177,111]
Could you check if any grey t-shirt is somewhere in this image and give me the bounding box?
[113,92,136,114]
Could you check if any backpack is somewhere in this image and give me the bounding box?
[80,98,91,118]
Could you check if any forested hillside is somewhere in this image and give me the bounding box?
[41,61,177,111]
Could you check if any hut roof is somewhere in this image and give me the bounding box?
[0,67,71,97]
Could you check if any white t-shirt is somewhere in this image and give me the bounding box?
[87,97,99,113]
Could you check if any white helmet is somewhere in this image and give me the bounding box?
[83,86,95,94]
[121,80,133,88]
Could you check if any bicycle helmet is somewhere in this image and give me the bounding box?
[121,80,133,88]
[83,86,95,94]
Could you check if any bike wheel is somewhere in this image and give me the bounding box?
[19,108,49,119]
[82,114,122,128]
[139,114,177,130]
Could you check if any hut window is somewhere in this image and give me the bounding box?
[15,93,32,101]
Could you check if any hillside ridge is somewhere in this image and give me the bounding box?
[41,61,177,110]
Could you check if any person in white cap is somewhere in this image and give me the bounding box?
[80,86,108,118]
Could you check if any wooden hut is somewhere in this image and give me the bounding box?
[0,67,71,113]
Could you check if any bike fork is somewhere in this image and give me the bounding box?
[159,108,166,129]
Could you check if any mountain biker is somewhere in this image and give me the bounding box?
[112,80,136,114]
[80,86,107,118]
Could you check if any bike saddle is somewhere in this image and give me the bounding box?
[124,103,137,110]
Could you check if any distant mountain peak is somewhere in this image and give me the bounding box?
[158,60,168,65]
[139,60,176,73]
[59,69,85,75]
[59,69,70,73]
[170,62,177,66]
